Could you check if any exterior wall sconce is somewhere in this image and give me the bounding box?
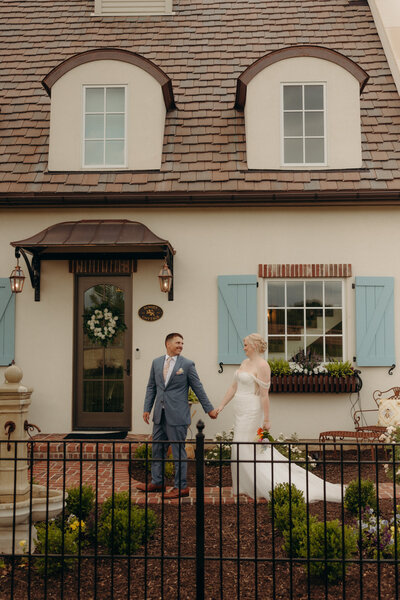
[158,260,173,294]
[9,258,25,293]
[9,248,41,301]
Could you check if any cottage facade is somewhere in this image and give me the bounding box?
[1,0,400,438]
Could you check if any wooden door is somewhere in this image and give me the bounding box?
[74,276,132,430]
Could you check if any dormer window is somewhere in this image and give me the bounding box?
[84,86,126,168]
[282,83,325,166]
[236,46,369,171]
[42,49,175,172]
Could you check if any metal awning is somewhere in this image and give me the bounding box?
[10,220,175,301]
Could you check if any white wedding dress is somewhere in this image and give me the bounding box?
[230,371,343,503]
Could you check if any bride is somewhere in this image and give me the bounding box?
[216,333,343,503]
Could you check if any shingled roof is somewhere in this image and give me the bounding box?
[1,0,400,205]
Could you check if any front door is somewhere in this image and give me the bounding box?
[74,276,132,430]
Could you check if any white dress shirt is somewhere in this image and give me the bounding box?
[164,354,177,385]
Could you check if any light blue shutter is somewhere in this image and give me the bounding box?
[355,276,395,366]
[0,278,15,366]
[218,275,258,364]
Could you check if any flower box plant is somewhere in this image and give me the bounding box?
[268,356,362,394]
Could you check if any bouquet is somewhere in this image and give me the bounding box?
[256,427,274,443]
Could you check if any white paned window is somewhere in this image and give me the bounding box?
[84,86,126,168]
[282,84,325,165]
[265,280,344,362]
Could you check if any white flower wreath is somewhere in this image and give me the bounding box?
[83,304,127,347]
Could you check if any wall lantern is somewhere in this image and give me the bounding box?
[9,258,26,294]
[158,260,173,293]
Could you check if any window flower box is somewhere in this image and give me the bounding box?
[270,374,362,394]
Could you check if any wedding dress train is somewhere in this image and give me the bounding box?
[230,371,343,503]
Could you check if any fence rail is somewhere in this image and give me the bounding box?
[0,423,399,599]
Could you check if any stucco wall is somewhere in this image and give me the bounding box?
[48,60,166,171]
[0,206,398,439]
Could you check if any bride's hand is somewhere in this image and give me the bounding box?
[263,420,270,430]
[216,406,223,415]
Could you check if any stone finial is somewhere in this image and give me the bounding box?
[4,363,23,385]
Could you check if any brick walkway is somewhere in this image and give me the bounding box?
[29,436,400,504]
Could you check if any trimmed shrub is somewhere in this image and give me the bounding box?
[133,443,174,479]
[298,519,357,583]
[99,504,158,554]
[268,483,307,532]
[34,522,78,576]
[66,484,95,520]
[100,491,131,521]
[282,516,318,557]
[344,479,377,516]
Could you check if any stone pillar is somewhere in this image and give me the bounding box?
[0,364,32,503]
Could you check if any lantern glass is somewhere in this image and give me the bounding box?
[9,265,25,293]
[158,262,172,293]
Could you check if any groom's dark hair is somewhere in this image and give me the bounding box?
[165,332,183,345]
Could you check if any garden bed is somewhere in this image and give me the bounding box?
[1,449,398,600]
[1,498,399,600]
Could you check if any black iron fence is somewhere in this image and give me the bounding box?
[0,423,400,599]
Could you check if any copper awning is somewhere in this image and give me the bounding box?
[10,220,175,301]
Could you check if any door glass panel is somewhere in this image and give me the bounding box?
[104,382,124,412]
[105,348,124,379]
[82,283,125,415]
[83,348,104,379]
[83,381,103,412]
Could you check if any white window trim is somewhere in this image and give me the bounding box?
[264,279,345,363]
[82,84,128,169]
[280,82,327,168]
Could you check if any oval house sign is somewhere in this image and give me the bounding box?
[138,305,163,322]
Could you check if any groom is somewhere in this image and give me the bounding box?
[136,332,217,498]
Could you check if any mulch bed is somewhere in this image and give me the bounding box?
[2,449,399,600]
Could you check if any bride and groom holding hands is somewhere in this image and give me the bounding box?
[135,332,342,503]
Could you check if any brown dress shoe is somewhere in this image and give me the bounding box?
[163,487,190,499]
[135,482,166,493]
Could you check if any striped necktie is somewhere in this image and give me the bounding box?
[163,356,172,382]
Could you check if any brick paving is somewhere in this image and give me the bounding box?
[29,438,400,504]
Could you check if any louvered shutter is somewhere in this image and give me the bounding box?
[218,275,258,364]
[0,278,15,366]
[355,276,395,366]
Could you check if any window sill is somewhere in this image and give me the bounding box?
[270,374,362,394]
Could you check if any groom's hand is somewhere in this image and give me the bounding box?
[143,412,150,424]
[208,409,218,419]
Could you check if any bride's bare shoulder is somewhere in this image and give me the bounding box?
[257,359,271,378]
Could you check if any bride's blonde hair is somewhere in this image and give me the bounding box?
[245,333,268,354]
